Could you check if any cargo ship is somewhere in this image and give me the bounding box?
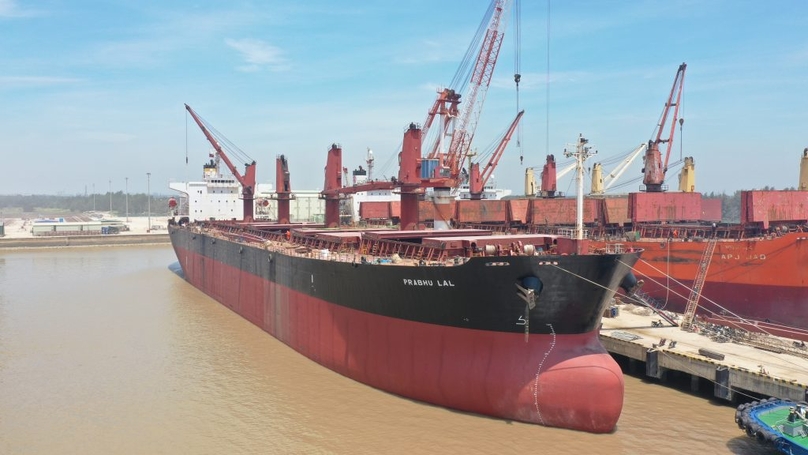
[169,221,641,433]
[169,103,645,432]
[586,147,808,333]
[595,213,808,334]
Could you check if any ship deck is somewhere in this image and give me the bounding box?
[188,221,623,266]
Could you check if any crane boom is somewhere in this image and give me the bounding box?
[185,104,257,221]
[643,62,686,192]
[590,143,648,195]
[468,110,524,199]
[556,160,578,180]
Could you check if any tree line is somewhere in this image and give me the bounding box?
[703,186,788,224]
[0,192,172,217]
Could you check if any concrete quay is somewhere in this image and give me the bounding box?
[600,305,808,403]
[0,233,169,249]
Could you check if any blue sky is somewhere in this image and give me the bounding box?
[2,0,807,196]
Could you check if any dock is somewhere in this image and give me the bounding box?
[600,304,808,402]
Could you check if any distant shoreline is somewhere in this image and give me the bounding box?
[0,233,170,249]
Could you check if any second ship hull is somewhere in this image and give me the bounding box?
[610,232,808,329]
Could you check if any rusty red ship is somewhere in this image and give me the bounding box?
[169,101,644,433]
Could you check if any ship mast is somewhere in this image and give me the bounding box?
[564,134,596,240]
[366,148,375,181]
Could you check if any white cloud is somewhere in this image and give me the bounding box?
[0,0,17,16]
[0,0,39,18]
[0,76,81,89]
[225,38,290,72]
[73,131,137,144]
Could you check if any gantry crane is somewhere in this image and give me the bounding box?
[185,104,257,221]
[642,63,686,192]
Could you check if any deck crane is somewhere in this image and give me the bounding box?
[642,63,686,192]
[468,110,524,199]
[424,0,514,182]
[591,143,648,195]
[322,124,457,229]
[185,104,257,221]
[272,154,294,224]
[524,155,577,197]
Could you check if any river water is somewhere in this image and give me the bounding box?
[0,245,776,454]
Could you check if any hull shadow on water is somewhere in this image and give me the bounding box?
[168,261,184,279]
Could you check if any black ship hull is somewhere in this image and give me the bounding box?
[170,224,641,432]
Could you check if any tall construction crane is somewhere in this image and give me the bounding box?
[185,104,257,221]
[424,0,514,182]
[642,63,686,192]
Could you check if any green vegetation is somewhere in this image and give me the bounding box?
[703,191,739,223]
[704,186,791,223]
[0,193,172,218]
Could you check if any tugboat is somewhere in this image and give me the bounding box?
[735,398,808,454]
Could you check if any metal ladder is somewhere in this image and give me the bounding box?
[681,237,718,330]
[631,289,680,327]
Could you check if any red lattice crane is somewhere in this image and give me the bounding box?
[185,104,257,221]
[424,0,513,182]
[643,63,686,192]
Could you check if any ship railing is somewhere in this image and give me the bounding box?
[634,223,756,241]
[455,222,510,233]
[193,223,473,266]
[557,227,589,239]
[359,238,447,262]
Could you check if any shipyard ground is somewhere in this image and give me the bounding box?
[600,305,808,403]
[0,215,170,248]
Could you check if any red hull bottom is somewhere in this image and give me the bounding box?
[178,246,624,433]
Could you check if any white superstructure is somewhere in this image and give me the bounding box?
[169,159,244,221]
[169,158,325,223]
